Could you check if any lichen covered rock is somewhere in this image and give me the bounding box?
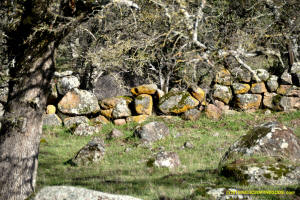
[220,159,300,186]
[131,84,157,95]
[236,94,262,110]
[286,86,300,97]
[100,96,133,110]
[57,75,80,95]
[232,83,250,94]
[189,85,206,103]
[153,151,181,169]
[58,89,100,115]
[219,122,300,185]
[281,70,293,85]
[182,108,202,121]
[251,82,267,94]
[113,119,127,126]
[213,84,232,104]
[263,93,277,110]
[70,137,105,166]
[126,115,148,123]
[100,97,122,110]
[112,99,132,118]
[34,186,142,200]
[158,91,199,114]
[220,122,300,164]
[134,121,169,143]
[266,75,279,92]
[134,94,153,115]
[205,104,222,120]
[108,128,124,139]
[215,68,232,86]
[255,69,269,82]
[63,116,90,129]
[277,85,292,95]
[100,108,113,119]
[92,74,127,101]
[73,123,101,136]
[231,67,252,83]
[91,115,110,125]
[279,96,300,111]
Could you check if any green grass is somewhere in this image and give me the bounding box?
[36,110,300,200]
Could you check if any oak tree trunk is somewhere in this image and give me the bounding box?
[0,42,55,200]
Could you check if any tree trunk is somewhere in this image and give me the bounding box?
[0,42,55,200]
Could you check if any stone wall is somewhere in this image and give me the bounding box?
[41,63,300,129]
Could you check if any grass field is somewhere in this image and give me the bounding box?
[36,110,300,200]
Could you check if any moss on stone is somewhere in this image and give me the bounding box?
[220,164,249,185]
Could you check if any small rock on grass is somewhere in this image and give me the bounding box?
[113,119,127,126]
[153,151,181,169]
[107,128,124,139]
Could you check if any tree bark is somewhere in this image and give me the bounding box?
[0,0,136,199]
[0,42,55,200]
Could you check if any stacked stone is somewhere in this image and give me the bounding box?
[158,84,206,121]
[41,68,300,132]
[211,67,300,112]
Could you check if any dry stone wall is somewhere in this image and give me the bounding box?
[41,64,300,129]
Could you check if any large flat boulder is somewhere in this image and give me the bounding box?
[58,89,100,115]
[219,122,300,185]
[34,186,142,200]
[220,122,300,162]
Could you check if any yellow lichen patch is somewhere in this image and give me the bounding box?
[215,68,232,86]
[100,109,113,119]
[235,84,250,94]
[131,84,157,95]
[191,87,205,102]
[46,105,56,114]
[126,115,148,123]
[135,94,153,115]
[276,85,292,95]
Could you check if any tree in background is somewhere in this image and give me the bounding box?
[56,0,299,93]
